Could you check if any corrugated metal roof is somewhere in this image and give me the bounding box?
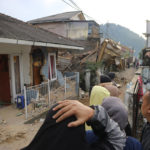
[0,13,83,49]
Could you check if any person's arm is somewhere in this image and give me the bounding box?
[87,105,126,150]
[53,100,126,150]
[52,100,94,127]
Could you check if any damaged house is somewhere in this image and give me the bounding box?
[97,39,134,72]
[28,11,100,72]
[28,11,133,92]
[0,13,83,104]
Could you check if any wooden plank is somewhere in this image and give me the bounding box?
[80,50,97,64]
[97,40,108,62]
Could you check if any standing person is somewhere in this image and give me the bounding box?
[21,100,126,150]
[141,91,150,150]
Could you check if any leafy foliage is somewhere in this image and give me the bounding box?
[85,61,102,71]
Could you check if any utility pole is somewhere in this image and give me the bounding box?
[106,22,109,39]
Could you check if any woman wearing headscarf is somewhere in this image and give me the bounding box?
[90,86,110,106]
[87,84,120,130]
[86,97,143,150]
[89,83,120,106]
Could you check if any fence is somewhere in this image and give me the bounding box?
[24,73,79,120]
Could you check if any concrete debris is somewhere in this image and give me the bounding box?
[80,89,85,98]
[16,112,23,117]
[0,119,7,125]
[39,118,44,122]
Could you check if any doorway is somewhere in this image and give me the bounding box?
[0,54,11,104]
[32,49,44,85]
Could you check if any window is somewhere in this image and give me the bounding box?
[48,53,57,80]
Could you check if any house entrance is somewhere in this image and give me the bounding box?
[0,54,11,104]
[32,49,44,85]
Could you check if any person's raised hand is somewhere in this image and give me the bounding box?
[52,100,94,127]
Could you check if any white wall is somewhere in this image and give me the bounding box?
[36,22,88,40]
[21,47,31,85]
[0,43,31,90]
[37,23,68,37]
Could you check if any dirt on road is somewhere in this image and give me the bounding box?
[0,67,136,150]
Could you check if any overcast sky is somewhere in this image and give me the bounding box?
[1,0,150,37]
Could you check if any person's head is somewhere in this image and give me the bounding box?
[102,96,128,130]
[100,75,111,83]
[141,91,150,122]
[102,84,120,97]
[107,72,115,81]
[90,86,110,105]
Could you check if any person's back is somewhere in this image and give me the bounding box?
[87,97,143,150]
[22,101,126,150]
[124,136,143,150]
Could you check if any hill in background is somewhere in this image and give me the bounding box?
[100,23,146,57]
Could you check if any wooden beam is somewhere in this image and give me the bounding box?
[97,40,108,62]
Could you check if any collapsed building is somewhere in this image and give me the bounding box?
[97,39,134,73]
[28,11,133,91]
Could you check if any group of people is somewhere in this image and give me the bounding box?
[21,73,150,150]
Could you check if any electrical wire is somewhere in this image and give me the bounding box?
[61,0,110,38]
[62,0,80,11]
[69,0,81,11]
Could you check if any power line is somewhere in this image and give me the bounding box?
[61,0,80,11]
[68,0,81,11]
[61,0,110,38]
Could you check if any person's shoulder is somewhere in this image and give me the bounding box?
[127,136,140,143]
[145,122,150,129]
[142,122,150,135]
[125,136,142,150]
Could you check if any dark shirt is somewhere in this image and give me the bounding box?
[124,136,143,150]
[141,122,150,150]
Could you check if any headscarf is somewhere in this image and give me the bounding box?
[86,86,110,130]
[102,84,120,97]
[90,86,110,106]
[102,96,128,130]
[107,72,116,80]
[100,75,111,83]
